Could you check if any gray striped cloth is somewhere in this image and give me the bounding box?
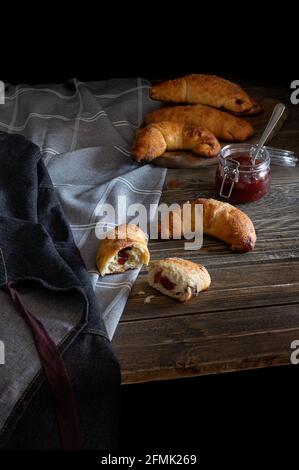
[0,78,167,338]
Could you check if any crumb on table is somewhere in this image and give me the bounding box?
[144,295,155,304]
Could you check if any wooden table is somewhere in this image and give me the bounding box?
[112,84,299,384]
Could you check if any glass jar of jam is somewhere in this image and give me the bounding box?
[215,144,271,203]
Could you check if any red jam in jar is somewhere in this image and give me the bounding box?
[215,144,271,203]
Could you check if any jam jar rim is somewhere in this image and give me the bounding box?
[220,143,270,173]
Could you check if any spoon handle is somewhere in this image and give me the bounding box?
[253,103,286,163]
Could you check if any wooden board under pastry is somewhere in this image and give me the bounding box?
[152,97,288,169]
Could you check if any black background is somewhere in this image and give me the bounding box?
[0,7,298,464]
[0,11,296,88]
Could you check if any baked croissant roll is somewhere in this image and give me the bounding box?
[160,198,256,252]
[234,98,262,116]
[96,224,150,276]
[132,121,221,161]
[148,257,211,302]
[145,104,254,142]
[150,74,257,114]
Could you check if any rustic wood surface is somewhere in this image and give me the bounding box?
[112,84,299,384]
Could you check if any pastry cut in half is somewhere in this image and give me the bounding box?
[96,224,150,276]
[148,257,211,302]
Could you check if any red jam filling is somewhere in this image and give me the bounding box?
[215,153,271,203]
[154,271,176,290]
[117,247,131,265]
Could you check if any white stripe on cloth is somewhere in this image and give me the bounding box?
[96,281,133,288]
[41,148,60,155]
[70,80,83,151]
[70,222,117,230]
[4,84,150,101]
[8,84,20,134]
[113,145,131,157]
[5,86,80,100]
[116,176,162,195]
[113,120,138,128]
[0,110,108,132]
[93,85,151,99]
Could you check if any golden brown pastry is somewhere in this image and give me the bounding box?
[148,257,211,302]
[160,198,256,252]
[132,121,221,161]
[96,224,150,276]
[234,98,262,116]
[150,74,255,113]
[145,104,254,142]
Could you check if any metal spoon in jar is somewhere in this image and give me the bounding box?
[251,103,286,164]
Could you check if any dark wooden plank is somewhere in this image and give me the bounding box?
[162,172,299,203]
[120,261,299,322]
[146,242,299,267]
[113,304,299,383]
[164,168,299,191]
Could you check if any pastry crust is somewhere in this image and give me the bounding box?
[96,224,150,276]
[160,198,256,252]
[145,104,254,142]
[132,121,221,161]
[150,74,255,113]
[233,98,262,116]
[196,198,256,252]
[148,257,211,302]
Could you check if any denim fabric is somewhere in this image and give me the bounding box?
[4,332,121,450]
[0,132,120,449]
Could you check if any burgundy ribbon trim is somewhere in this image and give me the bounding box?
[5,282,81,450]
